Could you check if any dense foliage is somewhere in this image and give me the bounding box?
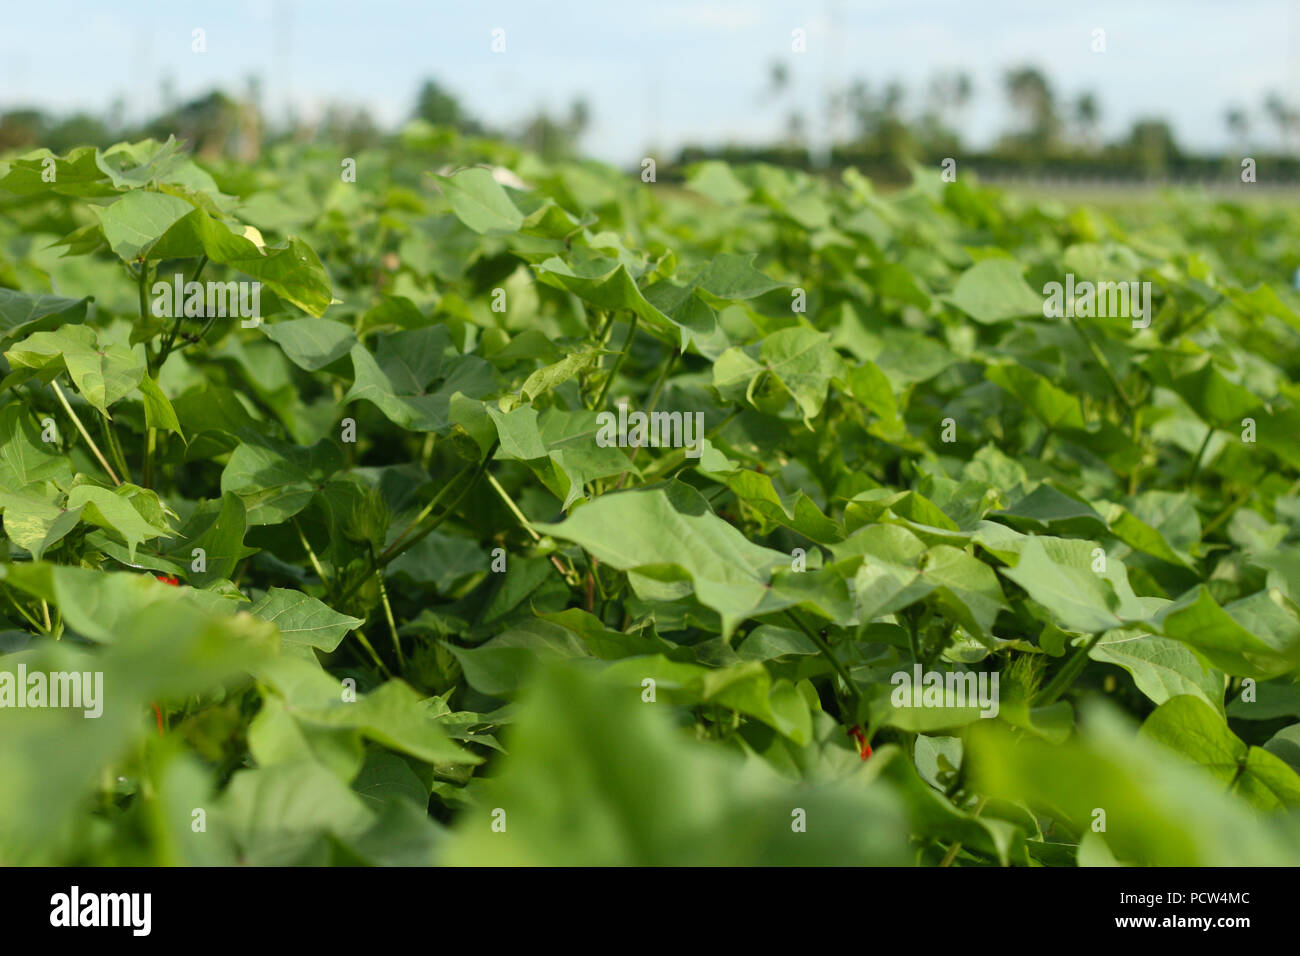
[2,126,1300,866]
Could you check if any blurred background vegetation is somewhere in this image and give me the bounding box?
[4,64,1298,188]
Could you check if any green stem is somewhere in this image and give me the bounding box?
[644,347,678,417]
[1177,294,1224,338]
[636,409,739,483]
[4,589,44,632]
[1188,425,1214,485]
[337,442,499,603]
[1200,486,1253,542]
[51,380,119,486]
[593,309,615,345]
[138,262,154,372]
[1067,317,1134,412]
[380,461,474,561]
[373,543,405,671]
[784,610,860,702]
[352,627,394,679]
[157,255,206,370]
[486,472,542,542]
[99,412,132,484]
[1033,632,1104,707]
[143,427,157,490]
[187,312,221,352]
[486,471,581,583]
[593,315,638,410]
[1030,426,1052,459]
[293,519,329,586]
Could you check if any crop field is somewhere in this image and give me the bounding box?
[2,126,1300,869]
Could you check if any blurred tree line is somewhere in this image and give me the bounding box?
[1,66,1297,183]
[0,77,590,163]
[695,63,1300,183]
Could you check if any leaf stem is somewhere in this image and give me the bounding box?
[372,543,405,672]
[157,255,206,370]
[1067,317,1133,412]
[352,627,394,679]
[486,472,541,542]
[143,427,157,490]
[1177,294,1225,338]
[292,519,329,586]
[486,471,580,583]
[379,461,474,561]
[51,380,120,486]
[1200,486,1253,542]
[99,412,133,484]
[593,309,615,345]
[593,315,638,410]
[783,610,861,702]
[1188,425,1214,485]
[1030,425,1052,460]
[337,442,499,603]
[644,347,678,418]
[1033,632,1104,707]
[4,590,44,632]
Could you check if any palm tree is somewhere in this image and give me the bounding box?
[1073,92,1100,148]
[767,61,790,97]
[1264,92,1298,153]
[928,71,972,119]
[1224,106,1250,145]
[1003,67,1058,150]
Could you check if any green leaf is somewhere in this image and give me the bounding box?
[1000,536,1135,633]
[170,491,251,585]
[219,434,343,526]
[5,325,145,417]
[441,663,908,864]
[0,489,72,558]
[219,762,375,865]
[993,484,1108,537]
[91,190,333,316]
[536,481,814,638]
[533,255,687,342]
[0,405,72,492]
[344,329,495,433]
[1153,586,1300,679]
[250,587,363,652]
[985,360,1086,430]
[970,702,1300,865]
[264,318,357,371]
[0,289,90,347]
[946,259,1043,323]
[256,656,479,766]
[65,484,173,561]
[447,619,589,696]
[136,375,183,437]
[1090,631,1224,715]
[92,190,197,260]
[713,327,842,421]
[436,168,525,235]
[1140,696,1300,810]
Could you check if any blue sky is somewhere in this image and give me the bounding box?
[3,1,1298,163]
